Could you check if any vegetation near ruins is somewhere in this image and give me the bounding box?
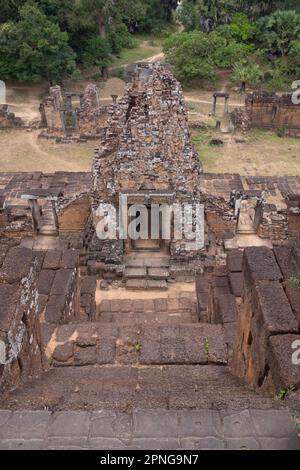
[0,0,299,88]
[0,0,175,82]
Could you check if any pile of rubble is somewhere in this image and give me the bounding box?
[230,106,250,132]
[0,105,24,129]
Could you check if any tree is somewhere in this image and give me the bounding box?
[80,35,111,70]
[289,40,300,76]
[176,1,197,31]
[227,13,255,43]
[177,0,240,32]
[176,1,300,33]
[160,0,178,20]
[0,0,25,23]
[163,30,248,83]
[35,0,74,30]
[0,2,76,82]
[255,10,300,56]
[134,0,169,33]
[77,0,114,38]
[231,61,262,92]
[76,0,147,38]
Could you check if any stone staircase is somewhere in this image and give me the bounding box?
[236,224,256,236]
[39,203,57,236]
[124,254,170,290]
[0,291,280,413]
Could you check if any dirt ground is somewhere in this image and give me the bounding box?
[5,82,48,122]
[0,78,125,173]
[192,128,300,176]
[0,129,94,172]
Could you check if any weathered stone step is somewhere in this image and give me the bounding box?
[98,309,198,325]
[97,297,198,324]
[42,322,227,367]
[39,223,57,236]
[0,364,280,412]
[126,279,168,291]
[237,226,256,235]
[237,230,256,235]
[125,257,170,268]
[39,229,58,236]
[147,280,168,290]
[125,279,147,290]
[124,267,147,279]
[147,267,170,280]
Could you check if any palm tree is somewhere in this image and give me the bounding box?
[256,9,300,56]
[232,61,262,93]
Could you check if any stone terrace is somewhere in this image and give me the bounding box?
[1,171,300,213]
[1,171,300,239]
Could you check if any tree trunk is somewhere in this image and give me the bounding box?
[97,14,106,38]
[100,66,108,80]
[240,81,246,94]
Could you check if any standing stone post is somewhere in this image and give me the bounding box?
[111,95,118,105]
[28,199,42,234]
[224,97,229,115]
[212,96,217,115]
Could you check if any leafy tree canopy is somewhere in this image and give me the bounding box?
[0,2,76,82]
[255,10,300,56]
[163,30,248,83]
[0,0,178,82]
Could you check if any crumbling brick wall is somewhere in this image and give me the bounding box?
[287,196,300,238]
[231,246,300,393]
[0,247,44,390]
[0,243,83,391]
[257,204,288,242]
[204,194,236,239]
[40,85,63,131]
[56,194,91,249]
[92,63,202,205]
[39,84,110,140]
[0,196,7,229]
[37,249,80,325]
[0,105,24,129]
[232,92,300,136]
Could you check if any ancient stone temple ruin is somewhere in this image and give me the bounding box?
[0,64,299,445]
[231,91,300,135]
[39,83,112,141]
[90,63,204,287]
